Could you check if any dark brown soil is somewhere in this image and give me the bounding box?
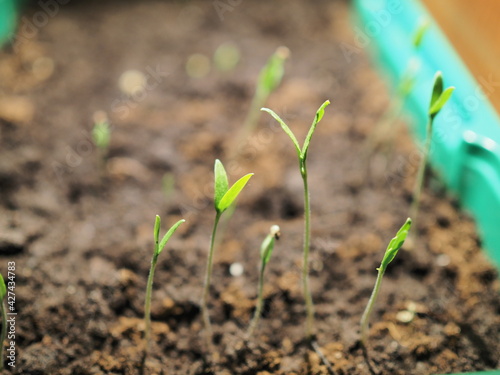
[0,1,499,374]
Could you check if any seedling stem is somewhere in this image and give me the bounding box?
[247,225,280,338]
[262,100,330,340]
[201,159,253,339]
[360,218,412,346]
[409,72,454,238]
[144,216,185,358]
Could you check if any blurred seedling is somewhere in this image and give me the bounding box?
[213,42,241,72]
[144,216,185,360]
[240,46,290,142]
[92,111,111,171]
[0,273,6,371]
[218,47,289,247]
[201,159,253,339]
[360,218,412,347]
[262,100,330,340]
[409,71,454,241]
[247,225,280,338]
[364,19,430,164]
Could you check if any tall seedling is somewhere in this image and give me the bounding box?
[410,72,454,235]
[201,160,253,337]
[262,100,330,339]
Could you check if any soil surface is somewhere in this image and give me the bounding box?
[0,1,499,374]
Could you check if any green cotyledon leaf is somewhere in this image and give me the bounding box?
[157,219,186,255]
[217,173,254,213]
[214,159,229,210]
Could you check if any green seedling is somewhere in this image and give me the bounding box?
[247,225,280,338]
[92,116,111,152]
[262,100,330,339]
[409,72,454,234]
[92,112,111,172]
[201,159,253,336]
[144,216,185,357]
[364,20,429,164]
[240,46,290,140]
[0,274,6,371]
[360,218,412,347]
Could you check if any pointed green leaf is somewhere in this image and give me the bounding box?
[258,46,289,95]
[429,87,455,117]
[261,108,301,157]
[154,215,161,253]
[158,219,186,255]
[217,173,254,213]
[380,218,412,270]
[429,71,443,111]
[301,100,330,160]
[412,19,430,48]
[214,159,229,209]
[0,274,6,301]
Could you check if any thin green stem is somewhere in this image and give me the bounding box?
[410,117,433,232]
[301,162,314,340]
[247,262,266,338]
[1,300,7,370]
[360,267,385,347]
[144,252,158,355]
[201,212,222,338]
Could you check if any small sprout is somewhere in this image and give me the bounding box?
[262,100,330,340]
[360,218,412,347]
[364,20,429,164]
[92,111,111,151]
[92,111,111,173]
[240,46,290,137]
[412,18,430,48]
[410,72,454,236]
[201,160,254,338]
[144,216,185,358]
[213,42,240,72]
[247,225,280,338]
[0,274,7,371]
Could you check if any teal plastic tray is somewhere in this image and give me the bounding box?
[0,0,17,46]
[354,0,500,275]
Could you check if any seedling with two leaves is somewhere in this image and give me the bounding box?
[201,160,253,337]
[143,216,185,358]
[262,100,330,340]
[409,71,454,237]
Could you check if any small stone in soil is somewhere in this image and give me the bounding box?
[229,262,244,277]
